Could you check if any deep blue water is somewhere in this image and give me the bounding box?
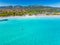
[0,18,60,45]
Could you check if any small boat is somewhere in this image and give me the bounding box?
[0,19,8,21]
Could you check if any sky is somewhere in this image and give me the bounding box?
[0,0,60,7]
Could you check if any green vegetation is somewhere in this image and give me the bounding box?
[0,5,60,17]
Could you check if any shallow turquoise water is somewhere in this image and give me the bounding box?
[0,18,60,45]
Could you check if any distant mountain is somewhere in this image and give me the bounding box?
[0,5,60,12]
[0,5,59,9]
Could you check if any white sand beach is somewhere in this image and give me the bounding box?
[0,15,60,19]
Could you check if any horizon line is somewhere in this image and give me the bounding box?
[0,4,59,8]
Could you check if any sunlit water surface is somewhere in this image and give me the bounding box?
[0,18,60,45]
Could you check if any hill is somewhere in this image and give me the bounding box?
[0,5,60,16]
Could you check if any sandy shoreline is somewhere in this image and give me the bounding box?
[0,15,60,19]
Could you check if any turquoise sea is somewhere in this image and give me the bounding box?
[0,18,60,45]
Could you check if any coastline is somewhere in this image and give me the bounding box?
[0,15,60,19]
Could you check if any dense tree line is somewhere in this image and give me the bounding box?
[0,5,60,17]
